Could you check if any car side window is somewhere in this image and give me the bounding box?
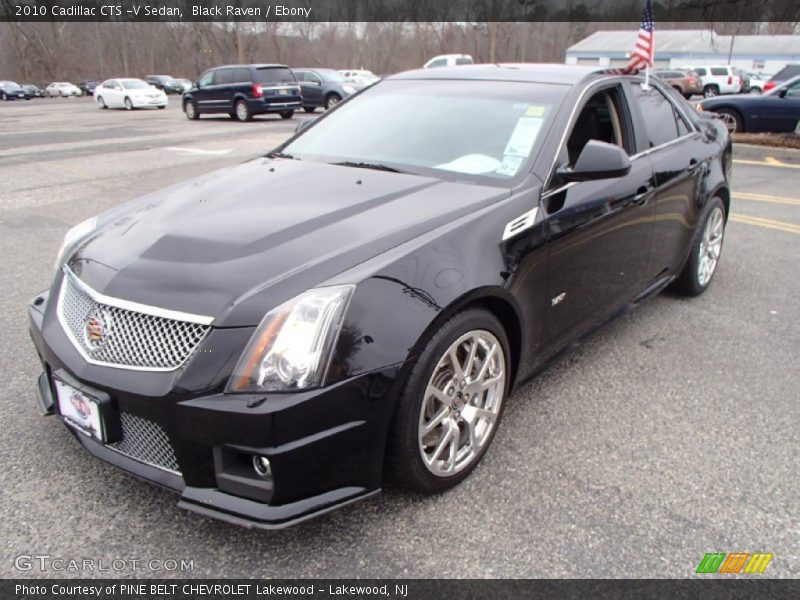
[629,84,681,148]
[197,71,213,87]
[695,68,706,76]
[784,81,800,97]
[213,69,234,86]
[294,71,307,83]
[710,67,728,76]
[565,87,631,167]
[233,68,250,83]
[427,59,447,68]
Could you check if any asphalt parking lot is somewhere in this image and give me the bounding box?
[1,97,798,579]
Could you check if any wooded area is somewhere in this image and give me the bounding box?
[1,20,796,84]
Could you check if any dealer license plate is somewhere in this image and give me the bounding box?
[55,379,105,442]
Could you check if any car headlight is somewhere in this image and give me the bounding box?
[227,285,354,393]
[342,85,356,95]
[54,217,97,271]
[696,103,704,112]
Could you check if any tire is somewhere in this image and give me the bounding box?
[384,309,510,494]
[184,100,199,120]
[716,108,743,134]
[124,97,133,111]
[703,85,720,98]
[683,93,693,100]
[672,85,683,95]
[675,197,727,297]
[1,92,6,101]
[235,99,252,122]
[97,96,107,109]
[279,110,294,120]
[750,87,761,95]
[303,107,316,113]
[324,93,341,110]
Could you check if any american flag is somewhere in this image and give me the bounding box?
[620,0,655,74]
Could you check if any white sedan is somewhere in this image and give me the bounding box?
[45,82,82,97]
[93,78,167,110]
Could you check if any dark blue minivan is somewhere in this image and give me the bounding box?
[183,64,302,122]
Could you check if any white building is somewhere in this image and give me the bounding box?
[566,30,800,75]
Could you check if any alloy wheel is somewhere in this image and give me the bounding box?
[697,206,724,287]
[184,101,196,119]
[719,112,738,134]
[418,330,506,477]
[236,101,249,121]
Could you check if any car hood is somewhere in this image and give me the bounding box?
[69,158,509,327]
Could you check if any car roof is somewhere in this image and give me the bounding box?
[390,63,613,85]
[294,67,337,72]
[212,64,288,70]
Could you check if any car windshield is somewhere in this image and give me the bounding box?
[255,67,296,84]
[282,79,565,183]
[122,80,151,89]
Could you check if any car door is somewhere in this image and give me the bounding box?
[104,80,122,106]
[193,70,216,112]
[761,79,800,132]
[542,83,656,348]
[298,71,323,107]
[626,80,706,281]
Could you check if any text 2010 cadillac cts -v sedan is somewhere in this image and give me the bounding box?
[28,65,731,528]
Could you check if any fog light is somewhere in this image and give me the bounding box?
[252,455,272,478]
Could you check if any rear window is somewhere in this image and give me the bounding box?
[710,67,728,76]
[254,67,296,85]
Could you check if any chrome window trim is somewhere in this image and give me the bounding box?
[542,76,623,192]
[56,267,213,373]
[629,132,698,160]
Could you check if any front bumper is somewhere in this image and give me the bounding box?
[132,96,168,108]
[28,288,402,528]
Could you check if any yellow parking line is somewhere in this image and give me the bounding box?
[730,213,800,235]
[733,192,800,207]
[733,158,800,169]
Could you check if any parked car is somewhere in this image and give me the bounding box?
[93,78,168,110]
[176,78,193,93]
[145,75,184,94]
[183,64,301,122]
[21,83,44,98]
[763,64,800,93]
[685,65,741,98]
[293,68,360,111]
[45,82,82,97]
[28,64,731,529]
[423,54,474,68]
[697,74,800,133]
[744,72,770,94]
[78,80,100,96]
[0,80,28,100]
[653,69,703,99]
[339,69,380,86]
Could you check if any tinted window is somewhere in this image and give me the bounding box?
[710,67,728,76]
[197,71,213,87]
[213,69,234,85]
[455,57,473,65]
[255,67,296,84]
[232,68,250,83]
[694,67,707,76]
[630,84,680,147]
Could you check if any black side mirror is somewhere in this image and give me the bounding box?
[557,140,632,182]
[295,118,316,134]
[778,88,788,98]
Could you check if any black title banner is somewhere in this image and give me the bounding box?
[2,0,799,22]
[6,580,800,600]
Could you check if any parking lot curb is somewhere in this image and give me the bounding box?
[733,143,800,163]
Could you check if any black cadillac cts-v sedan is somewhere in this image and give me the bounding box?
[28,65,731,528]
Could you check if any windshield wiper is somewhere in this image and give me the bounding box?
[266,151,298,160]
[334,160,403,173]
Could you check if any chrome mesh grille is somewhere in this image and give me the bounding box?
[108,412,181,474]
[57,269,210,371]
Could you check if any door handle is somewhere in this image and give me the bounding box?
[634,185,654,205]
